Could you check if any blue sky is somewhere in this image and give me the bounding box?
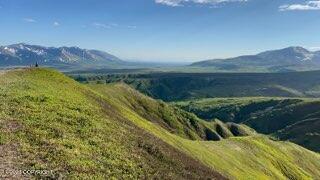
[0,0,319,62]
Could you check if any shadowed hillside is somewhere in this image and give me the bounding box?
[1,68,320,179]
[174,97,320,152]
[276,118,320,152]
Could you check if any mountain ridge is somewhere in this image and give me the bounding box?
[191,46,320,72]
[0,43,124,68]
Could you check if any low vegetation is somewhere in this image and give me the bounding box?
[90,83,254,141]
[0,68,222,179]
[0,68,320,179]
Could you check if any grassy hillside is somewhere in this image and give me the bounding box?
[0,68,222,179]
[174,97,320,152]
[70,70,320,101]
[1,68,320,179]
[89,83,254,141]
[90,83,320,179]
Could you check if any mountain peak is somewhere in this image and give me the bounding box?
[256,46,313,62]
[284,46,310,53]
[260,46,310,55]
[11,42,27,47]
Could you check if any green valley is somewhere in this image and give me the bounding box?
[0,68,320,179]
[174,97,320,152]
[69,70,320,101]
[70,70,320,154]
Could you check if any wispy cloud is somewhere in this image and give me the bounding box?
[155,0,181,6]
[109,23,119,27]
[53,21,60,26]
[92,22,137,29]
[127,25,137,29]
[155,0,248,7]
[279,0,320,11]
[92,22,120,29]
[23,18,36,23]
[92,22,111,29]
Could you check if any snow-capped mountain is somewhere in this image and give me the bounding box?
[257,47,317,64]
[191,47,320,72]
[0,43,123,67]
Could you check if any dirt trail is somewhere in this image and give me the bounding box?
[0,70,7,76]
[0,68,27,76]
[0,120,27,179]
[0,69,29,179]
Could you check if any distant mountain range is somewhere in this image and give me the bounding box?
[3,44,320,72]
[191,47,320,72]
[0,43,124,69]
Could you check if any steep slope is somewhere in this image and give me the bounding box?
[90,83,254,141]
[89,84,320,179]
[174,97,320,152]
[0,43,124,68]
[276,118,320,152]
[191,47,320,72]
[0,68,320,179]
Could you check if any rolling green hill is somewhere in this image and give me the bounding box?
[174,97,320,152]
[70,70,320,101]
[1,68,320,179]
[0,68,224,179]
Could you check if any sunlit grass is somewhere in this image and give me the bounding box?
[0,68,319,179]
[91,83,320,179]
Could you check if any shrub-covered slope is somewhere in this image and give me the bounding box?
[1,68,320,179]
[276,118,320,152]
[71,70,320,101]
[174,97,320,152]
